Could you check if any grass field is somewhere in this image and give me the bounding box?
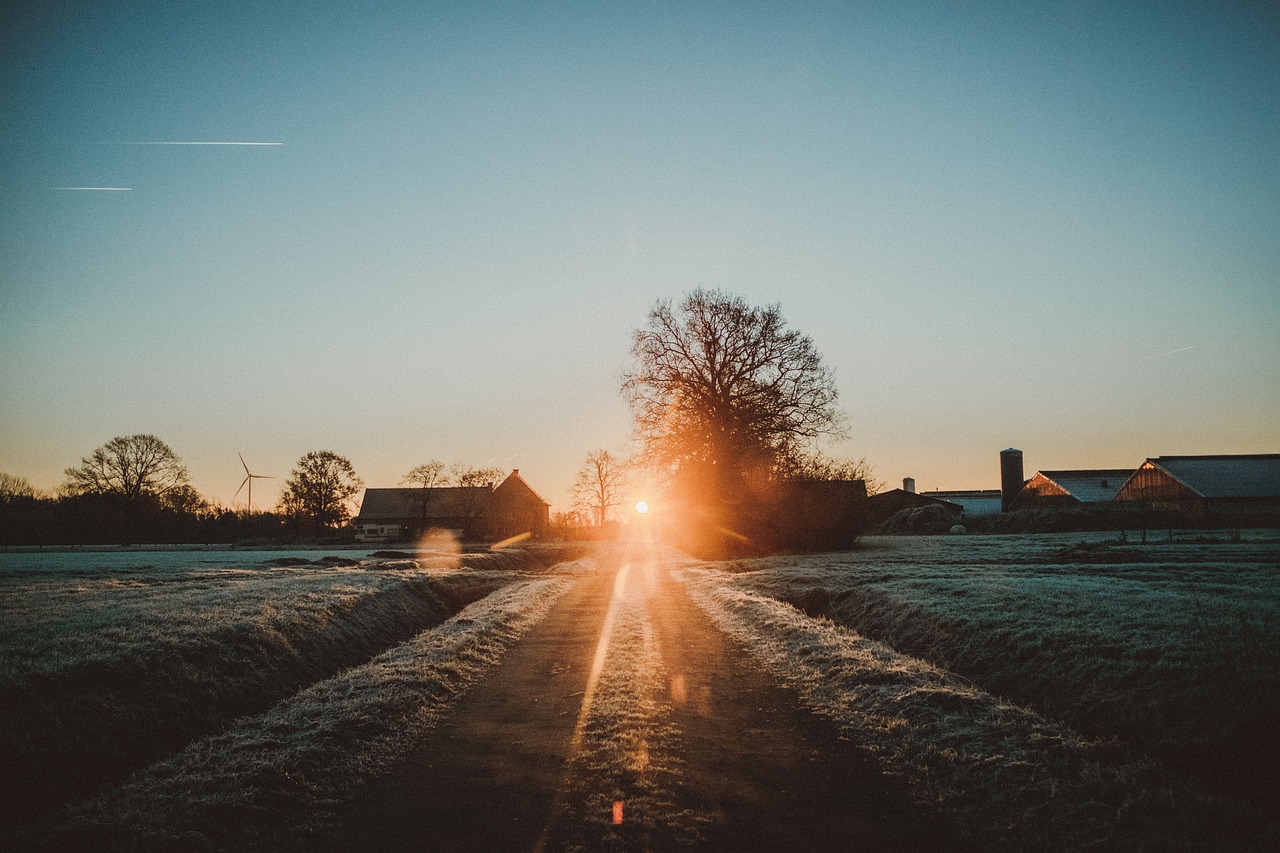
[678,532,1280,850]
[42,571,580,851]
[0,545,579,839]
[6,535,1276,851]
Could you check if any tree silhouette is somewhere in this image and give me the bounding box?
[402,460,447,531]
[0,472,37,502]
[623,289,843,487]
[571,449,627,526]
[280,451,363,528]
[449,464,504,532]
[62,434,191,503]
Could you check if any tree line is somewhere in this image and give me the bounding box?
[0,442,367,546]
[1,441,528,546]
[6,289,880,553]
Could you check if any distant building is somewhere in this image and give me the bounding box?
[1113,455,1280,517]
[490,469,552,542]
[867,478,961,522]
[353,470,550,543]
[1012,469,1134,509]
[919,489,1003,516]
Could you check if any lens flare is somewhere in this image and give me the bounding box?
[635,500,649,514]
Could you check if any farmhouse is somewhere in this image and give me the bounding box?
[1012,469,1134,510]
[353,470,550,543]
[1113,454,1280,518]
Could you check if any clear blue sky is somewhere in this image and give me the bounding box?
[2,1,1277,511]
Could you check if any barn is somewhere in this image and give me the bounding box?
[1113,454,1280,518]
[353,470,549,543]
[1012,469,1134,509]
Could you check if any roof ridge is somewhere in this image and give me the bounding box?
[1153,453,1280,461]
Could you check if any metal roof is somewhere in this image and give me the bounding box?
[356,487,491,520]
[1146,454,1280,499]
[1036,469,1134,503]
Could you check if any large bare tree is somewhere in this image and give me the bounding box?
[62,434,191,502]
[623,289,844,484]
[279,451,363,528]
[571,449,628,526]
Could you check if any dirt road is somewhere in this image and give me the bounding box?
[320,541,959,851]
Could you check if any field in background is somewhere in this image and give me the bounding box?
[0,545,579,837]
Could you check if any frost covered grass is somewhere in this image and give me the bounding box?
[0,546,577,831]
[675,535,1274,845]
[32,571,578,852]
[543,570,706,852]
[679,565,1272,851]
[709,535,1280,796]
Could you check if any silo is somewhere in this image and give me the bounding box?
[1000,448,1024,512]
[903,477,916,494]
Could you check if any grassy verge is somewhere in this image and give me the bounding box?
[0,545,580,833]
[678,561,1274,851]
[711,538,1280,798]
[30,570,580,851]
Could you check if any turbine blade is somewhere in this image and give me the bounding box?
[234,477,249,501]
[239,452,250,477]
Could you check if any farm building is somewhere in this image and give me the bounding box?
[919,489,1003,516]
[1113,454,1280,518]
[867,478,961,522]
[1012,469,1134,509]
[353,470,549,543]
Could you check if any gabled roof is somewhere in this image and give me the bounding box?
[1035,469,1134,503]
[356,487,491,520]
[495,469,550,506]
[1143,454,1280,499]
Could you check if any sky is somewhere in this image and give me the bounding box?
[2,0,1277,513]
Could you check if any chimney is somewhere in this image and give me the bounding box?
[1000,448,1024,513]
[903,477,916,494]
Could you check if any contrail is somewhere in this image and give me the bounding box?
[117,141,283,146]
[6,141,282,146]
[52,186,132,191]
[1155,345,1197,358]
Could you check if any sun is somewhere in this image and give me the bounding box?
[634,500,649,514]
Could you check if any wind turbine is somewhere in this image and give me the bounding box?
[234,453,275,515]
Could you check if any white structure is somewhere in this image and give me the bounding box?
[920,489,1003,516]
